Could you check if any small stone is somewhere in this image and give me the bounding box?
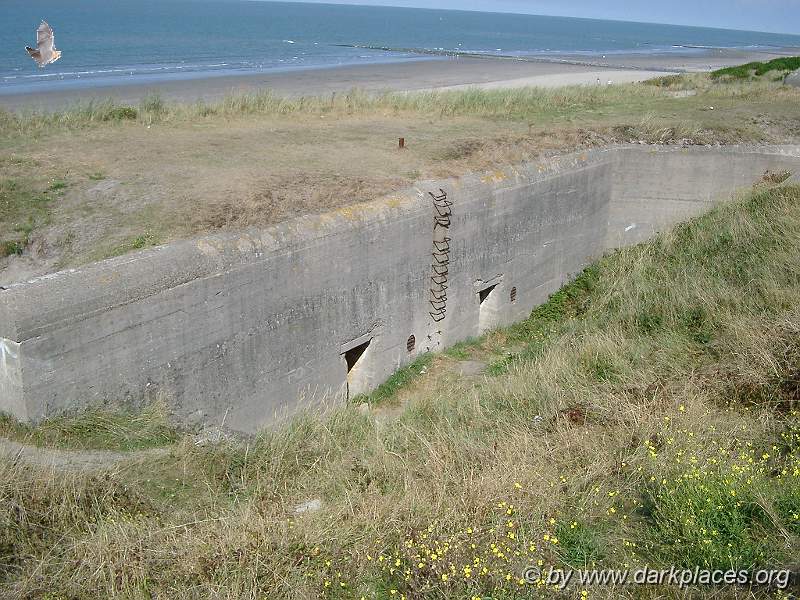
[457,360,487,377]
[294,499,322,514]
[356,403,370,416]
[194,425,231,446]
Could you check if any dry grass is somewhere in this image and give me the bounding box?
[2,182,800,598]
[1,74,799,283]
[0,398,178,451]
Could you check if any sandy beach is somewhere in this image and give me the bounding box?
[0,57,654,111]
[1,47,795,112]
[523,46,800,72]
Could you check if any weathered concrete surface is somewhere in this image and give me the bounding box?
[606,145,800,248]
[1,145,798,432]
[785,69,800,88]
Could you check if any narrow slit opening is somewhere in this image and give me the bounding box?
[344,340,370,373]
[479,284,497,305]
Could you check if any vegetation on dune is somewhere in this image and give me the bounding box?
[1,71,798,277]
[0,168,58,259]
[0,71,793,137]
[711,56,800,80]
[2,179,800,598]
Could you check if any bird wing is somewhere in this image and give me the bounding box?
[37,21,54,53]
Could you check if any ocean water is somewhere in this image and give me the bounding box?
[2,0,800,94]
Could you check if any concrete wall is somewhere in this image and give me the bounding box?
[1,145,798,432]
[607,145,800,248]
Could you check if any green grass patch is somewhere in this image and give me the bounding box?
[0,177,54,255]
[0,240,23,258]
[488,265,600,374]
[106,232,161,257]
[553,519,605,568]
[511,265,600,341]
[47,179,67,192]
[642,469,775,569]
[130,233,158,249]
[444,337,483,360]
[643,74,688,88]
[711,56,800,80]
[351,353,433,406]
[107,106,138,121]
[140,94,166,115]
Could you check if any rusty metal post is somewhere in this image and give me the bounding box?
[399,137,405,149]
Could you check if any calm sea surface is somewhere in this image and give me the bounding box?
[2,0,800,94]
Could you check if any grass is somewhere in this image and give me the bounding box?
[2,180,800,597]
[47,179,67,192]
[107,232,161,256]
[0,175,55,258]
[0,400,179,451]
[444,337,484,360]
[712,56,800,80]
[0,74,786,137]
[488,265,599,375]
[351,353,433,407]
[1,72,798,280]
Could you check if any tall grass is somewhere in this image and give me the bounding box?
[0,398,178,451]
[1,74,794,139]
[2,185,800,598]
[0,85,654,136]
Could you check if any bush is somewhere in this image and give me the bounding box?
[0,240,23,257]
[711,56,800,80]
[104,106,138,121]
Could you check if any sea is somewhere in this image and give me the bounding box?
[2,0,800,95]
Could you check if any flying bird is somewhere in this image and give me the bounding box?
[25,21,62,68]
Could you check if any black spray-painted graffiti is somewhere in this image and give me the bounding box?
[429,189,452,322]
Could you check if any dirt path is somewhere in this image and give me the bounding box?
[0,437,171,470]
[370,357,489,427]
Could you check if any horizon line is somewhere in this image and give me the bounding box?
[250,0,800,38]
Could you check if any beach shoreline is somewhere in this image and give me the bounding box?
[0,47,796,112]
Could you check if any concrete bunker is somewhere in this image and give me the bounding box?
[3,145,800,431]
